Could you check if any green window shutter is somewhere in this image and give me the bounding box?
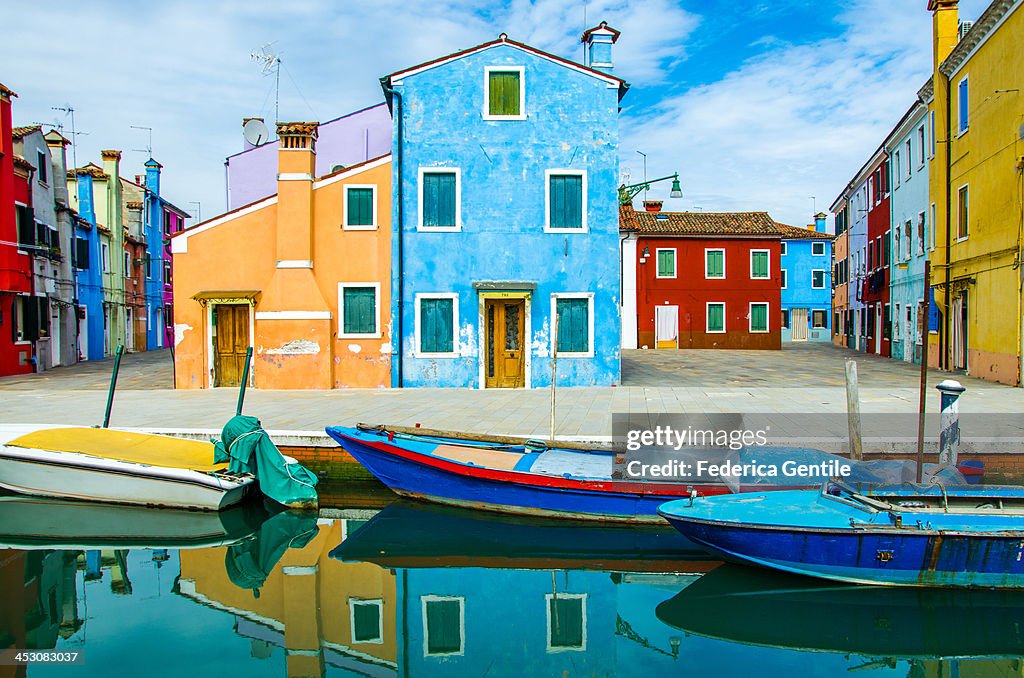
[752,251,769,278]
[347,188,373,226]
[425,600,462,654]
[707,304,724,332]
[352,603,381,643]
[657,250,675,277]
[421,298,454,353]
[549,175,583,229]
[423,173,456,228]
[549,597,584,649]
[488,71,520,116]
[707,251,723,278]
[751,304,768,332]
[555,298,589,353]
[343,287,376,334]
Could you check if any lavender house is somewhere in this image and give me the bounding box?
[224,103,392,210]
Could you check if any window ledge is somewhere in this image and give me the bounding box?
[418,225,461,233]
[339,332,382,340]
[544,227,588,235]
[554,351,594,359]
[415,351,460,359]
[482,114,527,121]
[342,224,378,231]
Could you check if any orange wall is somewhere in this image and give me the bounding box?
[172,156,392,389]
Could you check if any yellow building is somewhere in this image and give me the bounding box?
[170,122,392,389]
[925,0,1024,385]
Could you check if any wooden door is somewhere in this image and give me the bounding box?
[214,304,250,387]
[791,308,808,341]
[485,299,525,388]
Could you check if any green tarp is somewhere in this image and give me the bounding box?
[225,503,319,593]
[214,415,319,509]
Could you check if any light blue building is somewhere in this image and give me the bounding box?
[382,23,627,388]
[884,101,930,364]
[71,170,106,361]
[778,214,834,343]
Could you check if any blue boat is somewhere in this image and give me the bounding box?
[659,482,1024,588]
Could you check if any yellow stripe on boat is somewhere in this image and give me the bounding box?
[6,428,225,472]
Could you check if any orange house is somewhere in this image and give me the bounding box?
[171,122,392,389]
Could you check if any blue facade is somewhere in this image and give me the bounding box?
[780,216,833,343]
[143,159,164,350]
[385,34,624,388]
[846,180,869,350]
[73,174,106,361]
[886,105,930,364]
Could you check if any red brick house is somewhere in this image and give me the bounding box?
[621,205,783,350]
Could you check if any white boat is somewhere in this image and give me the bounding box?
[0,426,255,511]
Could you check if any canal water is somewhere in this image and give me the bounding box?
[3,485,1023,677]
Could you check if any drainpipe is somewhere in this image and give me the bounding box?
[942,73,952,371]
[382,82,404,387]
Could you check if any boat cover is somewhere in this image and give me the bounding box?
[225,506,319,593]
[214,416,319,509]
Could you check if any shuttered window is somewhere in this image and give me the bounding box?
[548,174,583,230]
[751,250,769,279]
[548,596,584,649]
[656,249,675,278]
[75,238,90,270]
[16,205,34,248]
[707,303,725,333]
[424,598,463,655]
[812,270,826,289]
[488,70,521,116]
[750,303,769,332]
[555,297,590,354]
[420,297,455,354]
[351,600,382,643]
[342,286,377,335]
[705,250,724,279]
[422,172,457,229]
[346,187,374,227]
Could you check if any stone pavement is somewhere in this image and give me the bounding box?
[0,345,1021,445]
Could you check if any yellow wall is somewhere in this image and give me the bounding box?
[172,151,392,389]
[929,2,1023,385]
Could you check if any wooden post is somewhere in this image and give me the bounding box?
[102,344,125,428]
[915,260,931,483]
[845,359,863,461]
[550,314,558,443]
[236,346,253,416]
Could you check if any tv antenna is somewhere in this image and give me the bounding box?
[130,125,153,156]
[251,42,282,124]
[52,104,79,176]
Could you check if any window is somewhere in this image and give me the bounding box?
[893,151,901,187]
[882,235,889,266]
[917,125,925,166]
[546,594,586,651]
[164,260,173,285]
[957,76,969,134]
[15,204,33,248]
[36,151,47,184]
[74,237,89,270]
[545,170,586,232]
[484,67,525,119]
[705,249,725,279]
[904,140,912,179]
[780,269,787,289]
[750,250,770,279]
[894,225,902,262]
[123,250,131,277]
[706,302,725,333]
[929,110,936,157]
[350,599,384,644]
[812,310,827,329]
[416,294,458,356]
[655,248,676,278]
[418,168,460,231]
[957,185,969,240]
[422,596,464,656]
[339,283,380,337]
[343,185,376,229]
[812,242,825,256]
[781,309,790,329]
[867,241,874,270]
[811,270,826,289]
[917,212,926,255]
[929,203,936,250]
[780,242,787,256]
[552,294,593,356]
[146,257,152,279]
[749,302,769,333]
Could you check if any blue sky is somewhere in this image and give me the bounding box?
[1,0,989,227]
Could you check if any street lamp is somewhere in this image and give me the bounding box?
[618,173,682,206]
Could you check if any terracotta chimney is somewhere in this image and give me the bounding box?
[275,122,318,266]
[643,200,663,213]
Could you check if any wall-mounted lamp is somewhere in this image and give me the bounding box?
[641,246,650,257]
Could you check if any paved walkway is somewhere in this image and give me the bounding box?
[0,345,1020,442]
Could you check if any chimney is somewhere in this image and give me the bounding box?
[44,131,70,207]
[144,158,162,197]
[643,200,663,213]
[929,0,960,68]
[100,149,121,178]
[581,21,620,74]
[814,212,827,232]
[275,122,318,265]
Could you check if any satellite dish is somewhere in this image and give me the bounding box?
[243,118,269,147]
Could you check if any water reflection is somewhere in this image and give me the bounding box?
[1,488,1023,677]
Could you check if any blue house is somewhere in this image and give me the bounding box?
[778,214,834,343]
[884,101,930,364]
[70,170,106,361]
[382,23,627,388]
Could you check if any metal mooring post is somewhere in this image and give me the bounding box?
[936,379,966,466]
[102,344,125,428]
[236,346,253,416]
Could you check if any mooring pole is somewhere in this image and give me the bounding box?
[102,344,125,428]
[236,346,253,416]
[915,260,931,483]
[845,360,863,461]
[936,379,966,466]
[549,315,558,443]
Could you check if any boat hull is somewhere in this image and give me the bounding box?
[0,444,252,511]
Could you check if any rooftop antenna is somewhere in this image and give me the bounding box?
[130,125,153,157]
[582,2,588,62]
[52,104,78,175]
[809,196,817,214]
[637,151,648,195]
[251,42,282,125]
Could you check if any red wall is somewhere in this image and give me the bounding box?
[636,236,782,350]
[864,158,891,357]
